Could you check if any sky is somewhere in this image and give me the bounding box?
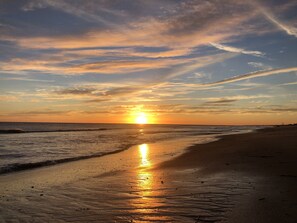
[0,0,297,125]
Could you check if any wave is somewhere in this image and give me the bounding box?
[0,146,132,175]
[0,128,225,136]
[0,129,26,134]
[0,128,109,134]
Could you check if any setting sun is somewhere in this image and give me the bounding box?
[136,112,148,124]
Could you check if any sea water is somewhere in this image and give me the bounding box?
[0,122,260,174]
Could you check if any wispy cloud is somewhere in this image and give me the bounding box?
[239,106,297,114]
[3,1,259,54]
[0,95,19,102]
[279,81,297,86]
[68,59,186,74]
[201,67,297,86]
[0,1,264,79]
[203,99,237,106]
[54,87,96,95]
[262,13,297,38]
[6,109,72,116]
[163,53,236,80]
[253,0,297,38]
[0,77,54,83]
[210,42,264,57]
[22,0,121,27]
[248,62,272,69]
[0,52,235,77]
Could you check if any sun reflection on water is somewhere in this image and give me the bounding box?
[137,144,153,198]
[129,144,171,221]
[139,144,150,167]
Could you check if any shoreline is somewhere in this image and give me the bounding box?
[158,125,296,173]
[157,125,297,222]
[0,126,255,176]
[0,125,296,222]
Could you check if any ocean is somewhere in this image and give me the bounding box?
[0,122,260,174]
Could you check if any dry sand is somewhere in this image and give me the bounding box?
[0,126,296,222]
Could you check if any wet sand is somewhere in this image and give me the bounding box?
[159,125,297,222]
[0,126,296,222]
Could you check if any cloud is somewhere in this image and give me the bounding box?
[272,108,297,112]
[0,95,19,102]
[0,58,67,74]
[0,56,190,75]
[201,67,297,86]
[239,106,297,114]
[22,0,121,27]
[210,42,264,57]
[81,53,236,99]
[206,95,271,101]
[50,84,154,102]
[203,99,237,106]
[165,1,251,35]
[54,87,96,95]
[3,1,259,53]
[0,0,265,81]
[1,48,236,77]
[262,12,297,38]
[68,59,186,74]
[252,0,297,38]
[136,104,297,115]
[10,104,294,117]
[102,86,148,97]
[8,109,72,116]
[124,47,194,59]
[162,53,237,80]
[115,103,232,115]
[279,81,297,86]
[0,77,54,83]
[22,1,48,11]
[199,95,271,107]
[85,98,110,103]
[248,62,272,69]
[8,19,220,50]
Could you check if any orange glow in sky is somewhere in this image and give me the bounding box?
[1,1,297,125]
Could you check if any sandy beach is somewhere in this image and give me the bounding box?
[159,125,297,222]
[0,126,296,222]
